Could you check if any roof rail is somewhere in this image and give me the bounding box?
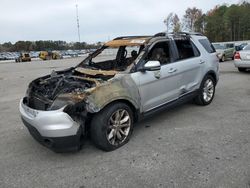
[154,32,204,37]
[175,32,204,36]
[114,36,152,40]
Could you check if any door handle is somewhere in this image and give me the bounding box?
[168,68,177,73]
[200,60,205,64]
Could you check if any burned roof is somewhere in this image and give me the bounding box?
[105,36,151,47]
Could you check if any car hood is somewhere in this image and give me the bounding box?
[25,67,117,110]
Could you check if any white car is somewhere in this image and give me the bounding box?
[234,44,250,72]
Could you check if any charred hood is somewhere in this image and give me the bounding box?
[25,67,116,110]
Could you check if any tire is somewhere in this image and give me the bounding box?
[91,102,134,151]
[238,68,246,72]
[194,75,216,106]
[220,55,225,62]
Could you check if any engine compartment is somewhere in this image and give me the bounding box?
[25,68,115,110]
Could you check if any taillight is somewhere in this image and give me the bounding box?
[234,52,241,60]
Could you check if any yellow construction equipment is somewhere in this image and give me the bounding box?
[15,53,31,62]
[39,51,61,60]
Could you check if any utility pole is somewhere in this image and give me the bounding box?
[75,0,81,43]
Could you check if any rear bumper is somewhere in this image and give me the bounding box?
[19,98,82,152]
[234,60,250,68]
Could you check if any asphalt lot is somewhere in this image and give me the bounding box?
[0,58,249,188]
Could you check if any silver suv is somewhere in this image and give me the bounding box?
[20,32,219,152]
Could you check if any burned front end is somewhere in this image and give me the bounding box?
[20,68,103,152]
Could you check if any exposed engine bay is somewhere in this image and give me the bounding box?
[25,68,116,111]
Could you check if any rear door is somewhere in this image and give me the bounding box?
[172,38,203,96]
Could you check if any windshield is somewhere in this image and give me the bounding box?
[243,44,250,51]
[78,45,144,71]
[213,44,225,50]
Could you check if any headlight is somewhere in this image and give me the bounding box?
[50,98,75,110]
[49,93,86,111]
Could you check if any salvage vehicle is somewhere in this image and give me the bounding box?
[15,52,31,62]
[213,43,235,62]
[234,44,250,72]
[20,32,219,152]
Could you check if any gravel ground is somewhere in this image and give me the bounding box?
[0,58,249,188]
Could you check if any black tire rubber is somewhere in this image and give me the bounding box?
[194,75,216,106]
[238,68,246,72]
[220,55,225,62]
[90,102,134,151]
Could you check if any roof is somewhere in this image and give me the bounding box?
[105,36,151,47]
[104,32,206,48]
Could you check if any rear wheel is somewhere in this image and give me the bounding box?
[194,75,215,106]
[91,103,134,151]
[220,55,225,62]
[238,68,246,72]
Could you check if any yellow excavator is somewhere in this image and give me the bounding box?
[39,51,61,60]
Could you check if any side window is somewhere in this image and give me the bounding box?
[225,43,234,49]
[146,41,171,65]
[175,39,200,60]
[199,39,216,53]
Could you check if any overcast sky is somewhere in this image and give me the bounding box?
[0,0,239,43]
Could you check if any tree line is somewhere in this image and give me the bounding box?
[1,1,249,52]
[164,1,250,42]
[0,41,102,52]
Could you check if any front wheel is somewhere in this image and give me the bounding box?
[91,103,134,151]
[194,75,216,106]
[220,55,225,62]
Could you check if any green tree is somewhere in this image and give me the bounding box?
[205,5,228,42]
[183,7,203,32]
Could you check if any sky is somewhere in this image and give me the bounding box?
[0,0,239,44]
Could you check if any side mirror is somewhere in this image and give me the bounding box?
[143,61,161,71]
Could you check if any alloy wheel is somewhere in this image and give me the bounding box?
[106,109,131,146]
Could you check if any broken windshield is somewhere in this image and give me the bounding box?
[78,45,144,72]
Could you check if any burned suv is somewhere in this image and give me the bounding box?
[20,32,219,152]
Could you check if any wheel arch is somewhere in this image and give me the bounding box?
[98,99,139,123]
[205,70,218,85]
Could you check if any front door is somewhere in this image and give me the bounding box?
[131,41,181,112]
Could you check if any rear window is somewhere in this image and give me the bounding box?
[243,45,250,51]
[199,39,216,53]
[225,43,234,48]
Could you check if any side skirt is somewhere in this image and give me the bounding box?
[139,90,199,121]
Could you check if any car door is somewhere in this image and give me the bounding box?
[131,40,181,112]
[173,38,203,96]
[225,43,234,58]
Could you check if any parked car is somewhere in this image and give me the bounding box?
[235,43,248,52]
[19,32,219,152]
[213,43,235,62]
[15,53,31,62]
[234,44,250,72]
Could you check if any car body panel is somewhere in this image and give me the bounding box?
[234,50,250,68]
